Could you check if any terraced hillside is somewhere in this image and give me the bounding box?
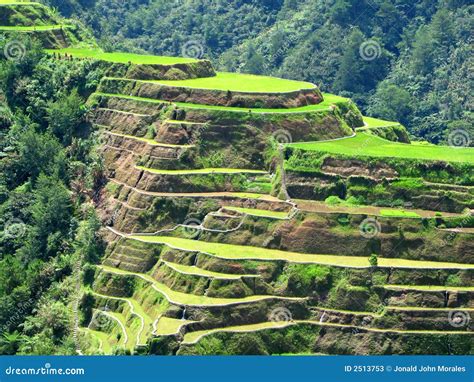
[76,46,472,355]
[0,0,89,48]
[4,2,472,356]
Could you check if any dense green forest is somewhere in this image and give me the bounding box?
[43,0,473,144]
[0,37,105,354]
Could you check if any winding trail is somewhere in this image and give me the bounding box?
[98,264,304,307]
[91,292,148,347]
[182,320,474,345]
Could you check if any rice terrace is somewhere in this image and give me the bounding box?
[0,0,472,358]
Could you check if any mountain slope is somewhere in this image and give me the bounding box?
[45,0,473,144]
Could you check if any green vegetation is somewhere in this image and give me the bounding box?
[183,322,292,344]
[2,0,472,357]
[155,317,189,336]
[0,25,65,31]
[155,72,316,93]
[95,92,343,114]
[379,210,421,218]
[362,116,400,128]
[105,131,193,148]
[129,236,474,269]
[289,133,474,164]
[136,166,266,175]
[162,261,254,280]
[385,285,474,292]
[223,206,290,219]
[99,266,301,306]
[0,1,38,4]
[47,0,474,144]
[47,48,200,65]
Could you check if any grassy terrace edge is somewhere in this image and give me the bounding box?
[93,92,346,113]
[151,72,317,93]
[288,132,474,164]
[45,47,201,65]
[124,235,474,269]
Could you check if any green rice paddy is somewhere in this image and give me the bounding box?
[379,209,421,218]
[129,236,474,269]
[362,116,400,128]
[289,132,474,164]
[155,317,189,336]
[0,25,64,31]
[94,92,348,114]
[162,260,254,280]
[223,206,290,219]
[136,166,266,175]
[385,284,474,292]
[46,48,199,65]
[0,0,37,4]
[99,265,300,306]
[155,72,316,93]
[105,131,193,148]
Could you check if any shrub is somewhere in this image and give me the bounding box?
[369,254,378,267]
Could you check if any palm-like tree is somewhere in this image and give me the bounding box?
[0,331,23,355]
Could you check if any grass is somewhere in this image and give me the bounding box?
[46,47,199,65]
[289,132,474,164]
[154,72,316,93]
[136,165,266,175]
[384,284,474,292]
[99,265,301,307]
[223,206,290,219]
[379,209,421,218]
[228,192,278,200]
[80,328,113,354]
[182,320,473,344]
[98,310,131,349]
[128,236,474,269]
[155,317,190,336]
[94,92,347,114]
[92,291,152,345]
[105,131,193,148]
[388,306,474,312]
[362,116,400,128]
[162,260,255,280]
[0,1,38,4]
[183,322,291,344]
[0,25,65,31]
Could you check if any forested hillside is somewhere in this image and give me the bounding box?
[43,0,473,144]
